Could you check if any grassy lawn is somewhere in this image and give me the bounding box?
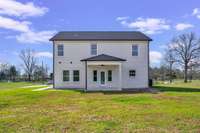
[0,81,200,132]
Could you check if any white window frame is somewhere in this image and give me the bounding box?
[93,70,97,82]
[107,70,112,82]
[63,70,69,81]
[91,44,97,55]
[129,70,136,77]
[132,45,138,56]
[73,70,80,82]
[57,44,64,56]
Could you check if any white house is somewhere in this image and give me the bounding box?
[50,31,152,91]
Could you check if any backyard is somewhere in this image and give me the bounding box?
[0,81,200,132]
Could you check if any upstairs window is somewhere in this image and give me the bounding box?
[129,70,136,77]
[93,70,97,82]
[108,70,112,81]
[58,45,64,56]
[63,70,69,81]
[73,70,80,82]
[91,44,97,55]
[132,45,138,56]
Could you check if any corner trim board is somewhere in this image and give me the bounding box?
[53,41,55,88]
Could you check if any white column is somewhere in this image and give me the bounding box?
[118,63,122,90]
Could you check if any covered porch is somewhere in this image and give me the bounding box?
[81,54,126,91]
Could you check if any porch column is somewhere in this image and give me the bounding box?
[118,63,122,90]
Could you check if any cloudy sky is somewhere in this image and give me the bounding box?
[0,0,200,71]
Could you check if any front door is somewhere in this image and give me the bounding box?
[100,71,105,85]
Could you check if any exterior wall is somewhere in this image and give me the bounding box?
[53,41,149,89]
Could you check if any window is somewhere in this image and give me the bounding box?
[108,70,112,81]
[129,70,136,77]
[93,70,97,82]
[63,70,69,81]
[58,45,64,56]
[132,45,138,56]
[73,70,79,81]
[91,44,97,55]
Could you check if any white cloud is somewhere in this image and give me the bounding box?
[0,0,48,17]
[192,8,200,19]
[150,51,163,64]
[175,23,194,31]
[0,1,55,44]
[118,17,170,34]
[116,16,129,21]
[16,30,56,44]
[0,16,30,32]
[0,15,56,44]
[34,52,52,58]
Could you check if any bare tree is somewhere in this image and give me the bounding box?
[164,45,176,83]
[171,32,200,82]
[19,49,37,81]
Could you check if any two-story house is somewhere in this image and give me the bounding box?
[50,31,152,91]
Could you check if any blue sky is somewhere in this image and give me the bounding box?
[0,0,200,72]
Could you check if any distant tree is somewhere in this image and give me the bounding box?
[170,32,200,82]
[9,65,18,81]
[19,49,37,81]
[33,65,43,81]
[164,45,176,83]
[0,63,10,81]
[33,62,48,82]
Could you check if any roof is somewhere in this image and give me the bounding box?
[50,31,152,41]
[81,54,126,61]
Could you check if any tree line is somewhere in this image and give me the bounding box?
[150,32,200,83]
[0,49,51,82]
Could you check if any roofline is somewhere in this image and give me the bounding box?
[80,54,127,62]
[49,31,153,41]
[80,59,126,61]
[50,39,152,41]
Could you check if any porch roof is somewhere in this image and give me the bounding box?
[81,54,126,61]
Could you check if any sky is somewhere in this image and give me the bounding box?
[0,0,200,72]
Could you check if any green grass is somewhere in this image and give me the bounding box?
[0,81,200,132]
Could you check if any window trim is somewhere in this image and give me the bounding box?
[132,45,138,56]
[93,70,97,82]
[91,44,97,55]
[129,70,136,77]
[108,70,112,81]
[57,44,64,56]
[73,70,80,82]
[63,70,69,81]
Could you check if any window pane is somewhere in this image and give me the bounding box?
[91,44,97,55]
[58,45,64,56]
[73,70,79,81]
[63,70,69,81]
[132,45,138,56]
[129,70,136,77]
[108,70,112,81]
[93,70,97,81]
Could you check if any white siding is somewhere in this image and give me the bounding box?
[53,41,149,89]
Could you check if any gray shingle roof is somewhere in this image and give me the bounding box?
[50,31,152,41]
[81,54,126,61]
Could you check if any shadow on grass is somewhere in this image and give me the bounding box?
[154,86,200,92]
